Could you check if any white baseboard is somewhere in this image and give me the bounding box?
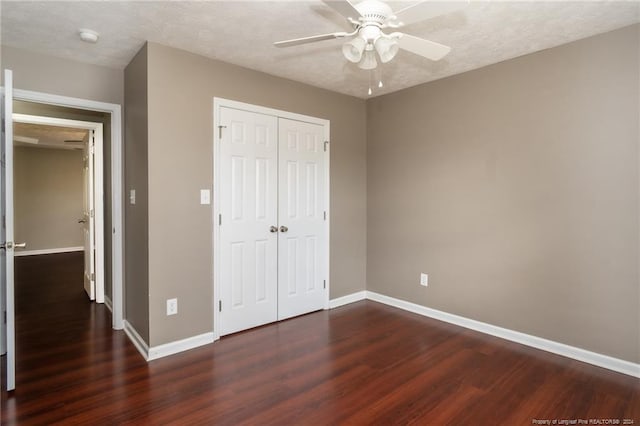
[328,290,639,378]
[123,320,149,361]
[121,289,639,377]
[329,290,367,309]
[15,246,83,257]
[366,291,640,378]
[104,295,113,313]
[123,319,214,362]
[148,332,215,361]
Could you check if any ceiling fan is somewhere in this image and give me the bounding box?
[274,0,467,70]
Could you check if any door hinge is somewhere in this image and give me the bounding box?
[323,280,326,289]
[1,118,5,132]
[90,209,95,218]
[218,214,222,226]
[91,272,95,282]
[2,215,5,228]
[219,300,222,312]
[218,125,227,139]
[323,211,327,221]
[3,310,6,324]
[324,141,329,152]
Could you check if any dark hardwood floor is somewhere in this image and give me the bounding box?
[1,252,638,425]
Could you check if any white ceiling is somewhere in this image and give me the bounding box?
[1,1,638,98]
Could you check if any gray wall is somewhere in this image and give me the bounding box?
[1,45,123,105]
[14,147,83,251]
[146,42,367,346]
[366,25,639,363]
[124,45,150,343]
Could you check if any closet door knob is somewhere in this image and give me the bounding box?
[279,226,288,233]
[269,226,278,233]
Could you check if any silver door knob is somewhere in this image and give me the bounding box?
[279,226,288,233]
[269,226,278,233]
[15,243,26,249]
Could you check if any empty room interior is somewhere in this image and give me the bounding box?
[0,0,638,424]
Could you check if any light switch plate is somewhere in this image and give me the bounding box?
[200,189,211,205]
[167,298,178,316]
[129,189,136,205]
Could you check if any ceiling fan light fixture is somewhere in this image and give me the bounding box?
[358,46,378,70]
[374,35,399,63]
[342,36,366,63]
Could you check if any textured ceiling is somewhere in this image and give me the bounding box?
[14,122,88,150]
[1,1,638,98]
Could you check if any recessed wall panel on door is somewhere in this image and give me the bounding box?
[219,107,278,336]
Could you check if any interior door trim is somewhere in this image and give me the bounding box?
[212,98,331,341]
[1,86,125,331]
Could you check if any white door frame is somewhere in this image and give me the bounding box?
[212,98,331,341]
[5,88,124,330]
[12,113,105,303]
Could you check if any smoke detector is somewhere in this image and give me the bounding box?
[78,29,99,43]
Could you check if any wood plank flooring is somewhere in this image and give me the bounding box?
[1,252,638,424]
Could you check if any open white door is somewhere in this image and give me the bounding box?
[82,131,95,300]
[1,69,17,391]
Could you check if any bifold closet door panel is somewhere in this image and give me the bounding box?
[277,117,326,321]
[219,107,278,336]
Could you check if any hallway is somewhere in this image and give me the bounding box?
[2,252,136,423]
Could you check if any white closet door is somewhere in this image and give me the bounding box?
[219,107,278,336]
[277,118,326,320]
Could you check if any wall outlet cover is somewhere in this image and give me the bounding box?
[420,273,428,287]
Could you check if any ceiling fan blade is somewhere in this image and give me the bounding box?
[14,135,39,145]
[322,0,362,20]
[274,32,348,48]
[392,0,469,27]
[396,33,451,61]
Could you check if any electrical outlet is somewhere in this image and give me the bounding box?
[420,273,428,287]
[167,298,178,316]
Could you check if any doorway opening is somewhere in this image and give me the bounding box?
[12,114,105,302]
[1,70,124,391]
[4,94,124,332]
